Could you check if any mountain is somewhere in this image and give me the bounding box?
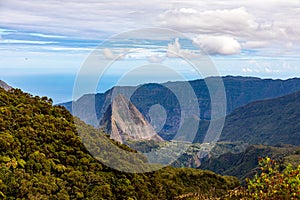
[0,80,12,91]
[219,91,300,146]
[169,141,300,181]
[171,90,300,181]
[99,94,163,143]
[61,76,300,140]
[0,87,239,199]
[198,143,300,181]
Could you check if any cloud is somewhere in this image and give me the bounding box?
[1,0,300,45]
[264,67,280,73]
[29,33,66,38]
[0,0,171,39]
[193,35,241,55]
[103,48,115,59]
[242,67,255,73]
[178,8,197,14]
[167,38,181,57]
[242,67,280,74]
[158,7,258,36]
[102,48,126,60]
[1,39,57,45]
[242,41,270,49]
[158,5,300,51]
[147,54,165,63]
[167,38,197,58]
[0,0,300,59]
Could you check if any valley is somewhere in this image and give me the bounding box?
[1,76,300,199]
[60,76,300,183]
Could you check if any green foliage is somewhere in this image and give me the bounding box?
[246,157,300,200]
[199,143,300,181]
[125,140,161,153]
[0,87,238,199]
[218,158,300,200]
[178,157,300,200]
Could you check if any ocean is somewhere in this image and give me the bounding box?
[2,74,118,104]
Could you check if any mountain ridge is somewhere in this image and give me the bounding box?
[61,76,300,141]
[219,90,300,145]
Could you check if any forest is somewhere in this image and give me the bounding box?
[0,87,299,199]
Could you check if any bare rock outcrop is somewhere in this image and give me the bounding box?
[100,94,163,143]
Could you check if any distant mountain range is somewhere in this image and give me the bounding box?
[61,76,300,141]
[173,90,300,179]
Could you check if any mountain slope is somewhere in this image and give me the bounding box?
[0,80,12,91]
[61,76,300,140]
[199,143,300,181]
[0,87,238,199]
[219,91,300,145]
[99,94,163,143]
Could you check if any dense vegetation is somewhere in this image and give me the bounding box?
[245,157,300,199]
[0,87,238,199]
[199,143,300,181]
[177,158,300,200]
[146,140,299,182]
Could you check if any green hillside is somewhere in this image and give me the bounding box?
[199,143,300,181]
[0,87,238,199]
[220,91,300,145]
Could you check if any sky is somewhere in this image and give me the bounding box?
[0,0,300,103]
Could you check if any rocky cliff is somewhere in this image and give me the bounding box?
[0,80,12,91]
[100,94,163,143]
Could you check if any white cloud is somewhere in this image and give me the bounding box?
[167,38,197,58]
[242,68,254,73]
[178,8,197,14]
[242,41,270,49]
[1,39,57,45]
[264,67,280,73]
[1,0,300,44]
[158,5,300,51]
[29,33,66,38]
[158,7,258,36]
[103,48,115,59]
[102,48,126,60]
[0,0,171,39]
[193,35,241,55]
[147,54,165,63]
[167,38,181,57]
[0,0,300,60]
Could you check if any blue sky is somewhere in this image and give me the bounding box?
[0,0,300,103]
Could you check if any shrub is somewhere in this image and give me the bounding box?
[223,157,300,200]
[246,157,300,199]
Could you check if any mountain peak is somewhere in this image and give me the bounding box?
[0,80,12,91]
[100,94,163,143]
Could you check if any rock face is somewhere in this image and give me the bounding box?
[0,80,12,91]
[100,94,163,143]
